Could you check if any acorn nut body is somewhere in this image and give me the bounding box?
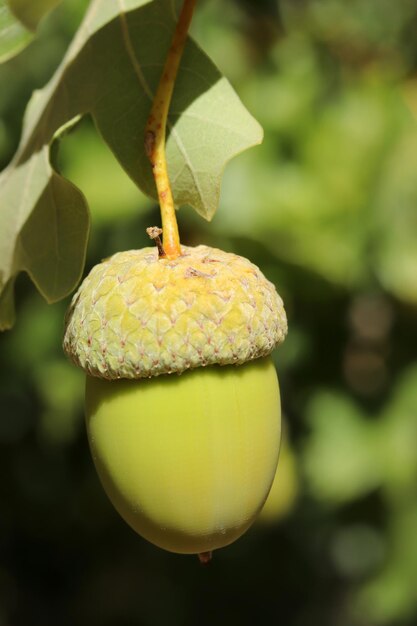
[63,245,287,554]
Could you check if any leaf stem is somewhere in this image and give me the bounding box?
[145,0,197,259]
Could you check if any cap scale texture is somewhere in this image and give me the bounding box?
[63,245,287,379]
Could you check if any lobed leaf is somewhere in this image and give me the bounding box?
[0,0,263,329]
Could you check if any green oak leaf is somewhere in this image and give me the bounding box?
[0,0,263,330]
[0,0,61,63]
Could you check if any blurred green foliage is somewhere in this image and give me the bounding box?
[0,0,61,63]
[1,0,417,624]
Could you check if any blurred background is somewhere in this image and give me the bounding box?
[1,0,417,624]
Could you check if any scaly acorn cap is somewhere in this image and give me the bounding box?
[63,245,287,380]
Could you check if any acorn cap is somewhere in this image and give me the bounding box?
[63,245,287,380]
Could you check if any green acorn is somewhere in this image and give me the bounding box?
[63,244,287,555]
[63,0,288,561]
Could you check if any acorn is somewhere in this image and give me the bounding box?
[63,243,287,557]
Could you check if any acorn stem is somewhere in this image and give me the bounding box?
[145,0,197,260]
[198,551,213,565]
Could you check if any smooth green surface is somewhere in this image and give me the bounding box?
[85,358,281,554]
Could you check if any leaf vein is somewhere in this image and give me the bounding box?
[177,112,258,141]
[118,0,153,101]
